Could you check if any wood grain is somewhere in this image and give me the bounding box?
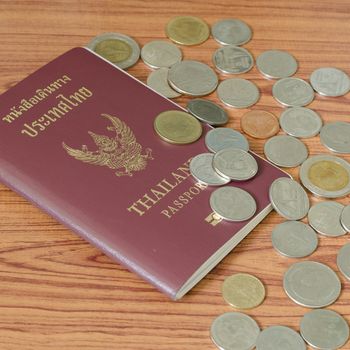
[0,1,349,349]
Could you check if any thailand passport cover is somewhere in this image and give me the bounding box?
[0,47,288,300]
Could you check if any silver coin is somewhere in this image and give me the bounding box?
[210,186,257,222]
[269,178,309,220]
[308,201,347,237]
[300,309,349,350]
[256,50,298,79]
[168,60,218,96]
[283,261,341,308]
[189,153,230,186]
[211,19,252,46]
[210,312,260,350]
[187,99,228,126]
[213,45,254,74]
[320,121,350,154]
[337,243,350,281]
[272,78,314,107]
[271,221,318,258]
[341,205,350,232]
[256,326,306,350]
[310,67,350,97]
[86,32,140,70]
[299,154,350,198]
[205,127,249,153]
[279,107,323,138]
[147,68,181,98]
[213,148,258,181]
[217,78,260,108]
[264,135,308,168]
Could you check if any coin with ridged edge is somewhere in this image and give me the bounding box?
[320,121,350,154]
[187,99,228,126]
[154,110,202,144]
[147,68,181,98]
[222,273,265,309]
[341,205,350,232]
[337,243,350,281]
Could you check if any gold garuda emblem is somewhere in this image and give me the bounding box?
[62,113,153,177]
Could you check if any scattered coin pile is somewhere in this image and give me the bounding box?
[86,15,350,350]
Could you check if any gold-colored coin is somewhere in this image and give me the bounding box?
[94,39,132,63]
[154,110,202,144]
[222,273,266,309]
[308,160,349,191]
[165,16,210,46]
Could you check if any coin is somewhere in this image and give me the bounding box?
[341,205,350,232]
[210,187,257,222]
[165,16,210,46]
[147,68,181,98]
[210,312,260,350]
[189,153,230,186]
[308,201,347,237]
[205,127,249,153]
[310,67,350,97]
[213,148,258,181]
[222,273,265,309]
[212,45,254,74]
[279,107,323,138]
[271,221,318,258]
[168,60,218,96]
[187,99,228,126]
[264,135,308,167]
[283,261,341,308]
[141,40,182,69]
[256,50,298,79]
[154,110,202,144]
[272,78,314,107]
[217,78,260,108]
[211,18,252,46]
[241,110,279,139]
[320,121,350,154]
[337,243,350,281]
[256,326,306,350]
[269,178,309,220]
[300,155,350,198]
[300,309,349,350]
[86,33,140,69]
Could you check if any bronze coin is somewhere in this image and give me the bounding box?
[241,110,280,139]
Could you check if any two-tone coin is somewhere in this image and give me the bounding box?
[205,127,249,153]
[299,155,350,198]
[217,78,260,108]
[86,32,140,69]
[272,78,314,107]
[210,312,260,350]
[187,99,228,125]
[271,221,318,258]
[264,135,308,167]
[337,243,350,281]
[168,60,218,96]
[222,273,265,309]
[308,201,347,237]
[189,153,230,186]
[141,40,182,68]
[320,121,350,154]
[213,45,254,74]
[341,205,350,232]
[283,261,341,308]
[256,50,298,79]
[147,68,181,98]
[300,309,349,350]
[154,110,202,144]
[269,178,309,220]
[310,67,350,97]
[210,186,257,222]
[211,18,252,46]
[279,107,323,138]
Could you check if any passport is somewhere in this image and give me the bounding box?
[0,47,288,300]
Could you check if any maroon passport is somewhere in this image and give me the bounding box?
[0,48,288,300]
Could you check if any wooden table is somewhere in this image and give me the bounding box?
[0,1,349,349]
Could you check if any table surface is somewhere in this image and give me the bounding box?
[0,1,349,349]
